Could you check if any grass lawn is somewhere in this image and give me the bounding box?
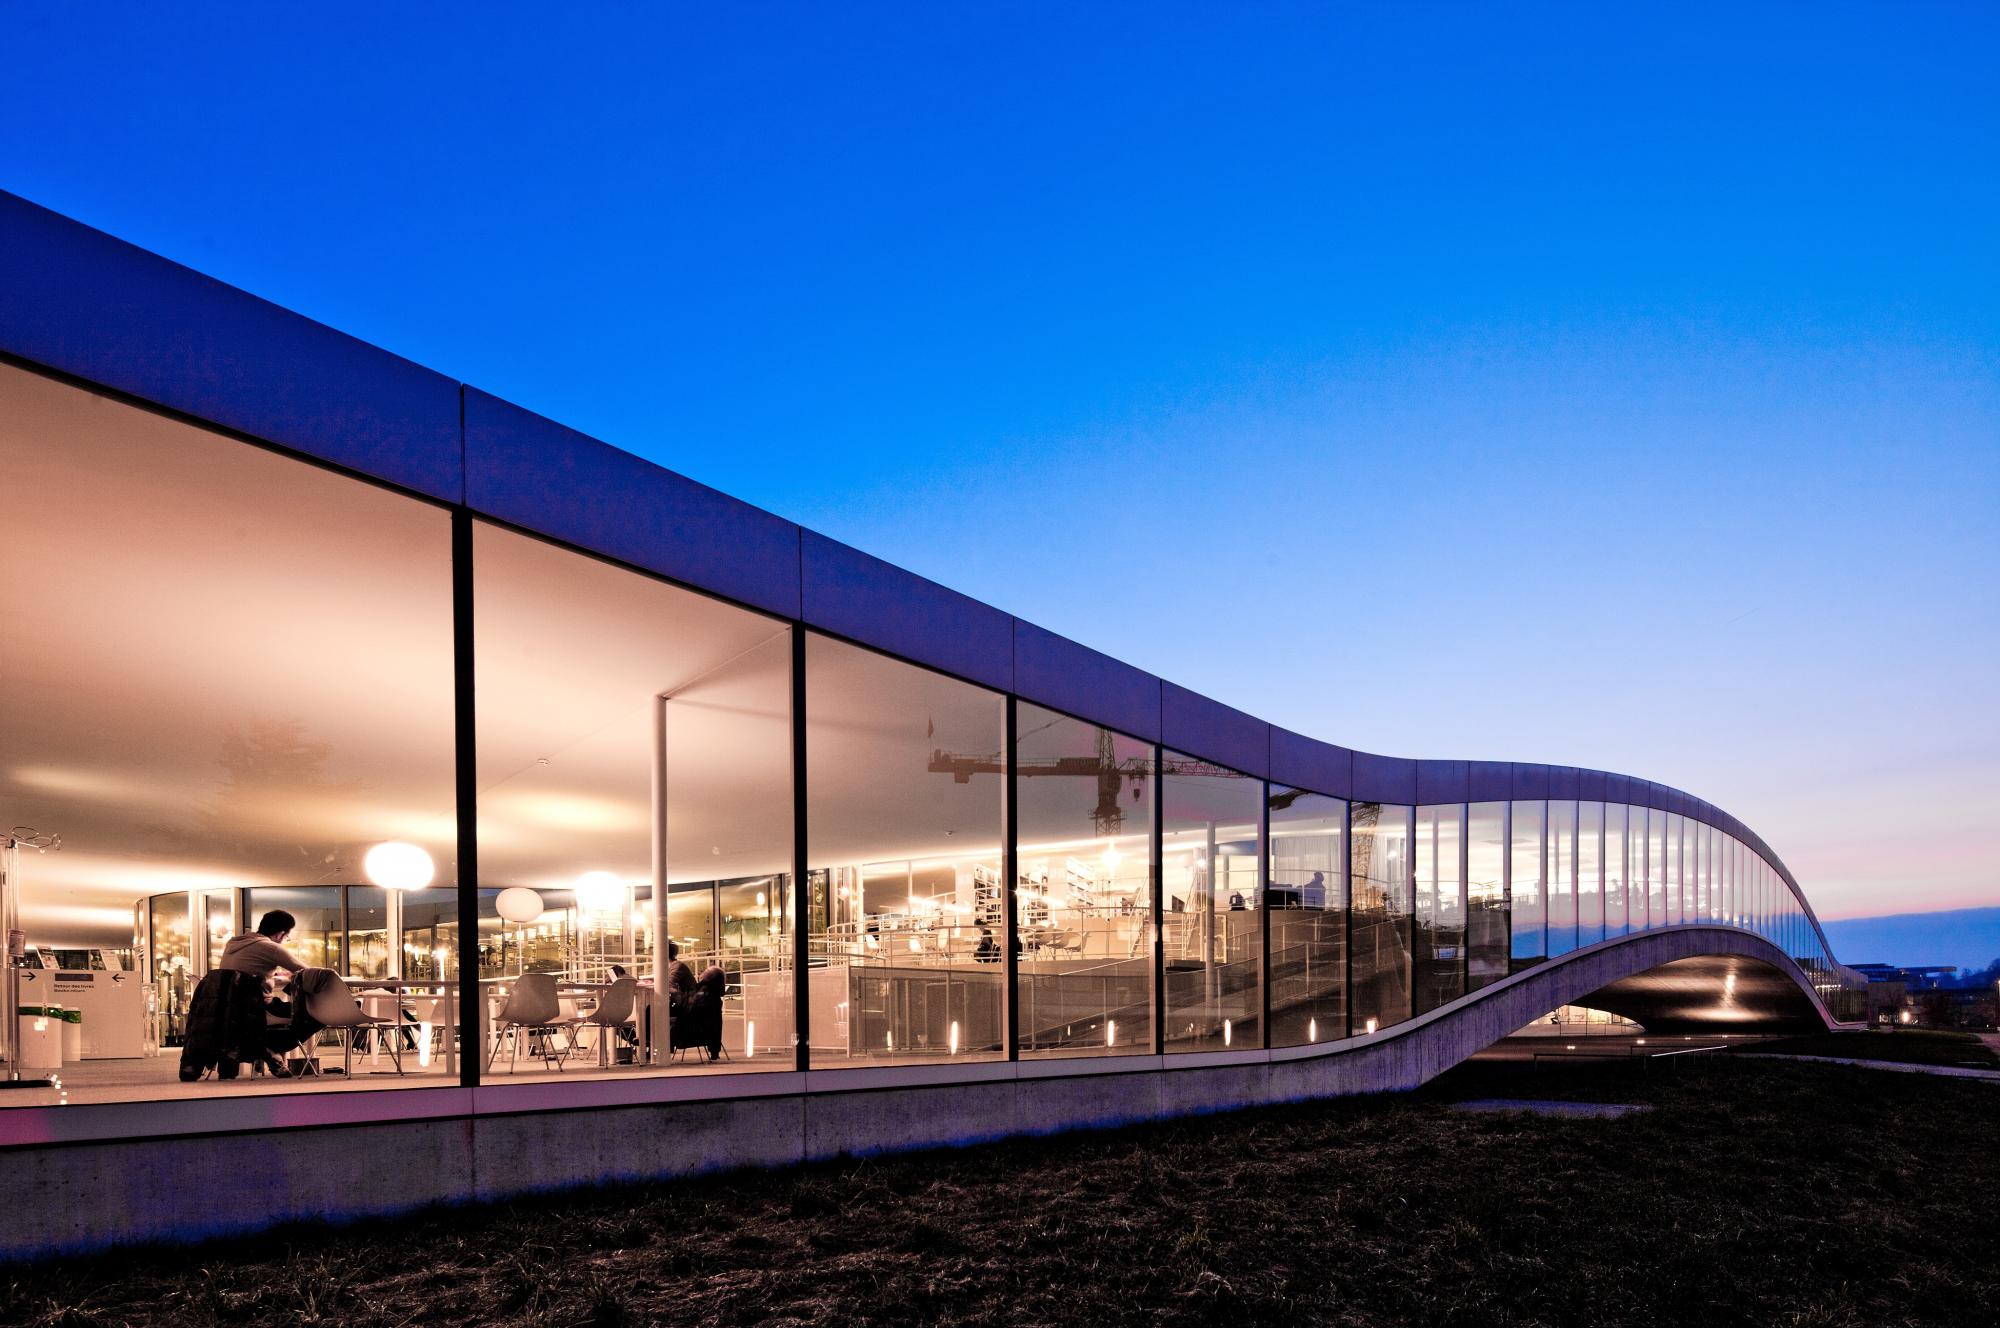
[4,1056,1994,1327]
[1735,1028,1999,1068]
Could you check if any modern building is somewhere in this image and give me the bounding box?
[0,190,1866,1257]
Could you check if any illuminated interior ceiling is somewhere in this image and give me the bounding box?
[0,363,998,947]
[1577,955,1824,1034]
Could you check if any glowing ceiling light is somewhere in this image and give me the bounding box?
[364,842,435,891]
[573,871,625,915]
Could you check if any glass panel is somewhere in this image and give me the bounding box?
[1268,787,1345,1046]
[244,886,343,973]
[400,887,457,982]
[346,886,391,980]
[147,893,194,1049]
[201,892,235,972]
[1602,804,1626,940]
[1162,754,1262,1051]
[475,520,793,1074]
[1547,800,1576,956]
[1666,814,1684,925]
[1413,804,1464,1015]
[1,361,459,1102]
[1629,807,1649,931]
[1466,802,1508,990]
[1349,802,1412,1033]
[1015,703,1156,1058]
[1510,800,1545,969]
[1648,810,1668,926]
[1577,801,1603,947]
[807,634,1004,1066]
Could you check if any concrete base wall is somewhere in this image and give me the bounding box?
[0,928,1842,1262]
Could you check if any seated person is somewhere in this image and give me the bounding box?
[218,910,312,980]
[974,927,1001,963]
[663,941,697,1012]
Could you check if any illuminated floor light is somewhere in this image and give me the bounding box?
[949,1020,961,1056]
[1223,1019,1232,1047]
[1309,1018,1318,1043]
[1365,1018,1378,1035]
[1106,1019,1117,1048]
[746,1020,755,1058]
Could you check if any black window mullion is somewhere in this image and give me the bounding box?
[1003,697,1020,1060]
[450,508,481,1090]
[791,624,810,1074]
[1259,782,1272,1049]
[1150,744,1164,1055]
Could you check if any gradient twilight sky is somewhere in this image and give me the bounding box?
[3,4,1995,923]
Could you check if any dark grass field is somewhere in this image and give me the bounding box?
[5,1055,1994,1328]
[1735,1027,1999,1068]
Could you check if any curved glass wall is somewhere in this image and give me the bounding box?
[0,356,1866,1110]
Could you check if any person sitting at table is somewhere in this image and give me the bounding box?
[683,964,726,1061]
[975,927,1001,963]
[663,942,697,1011]
[218,910,313,979]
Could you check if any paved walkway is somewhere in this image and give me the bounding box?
[1736,1053,2000,1082]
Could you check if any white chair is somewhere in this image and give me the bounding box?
[305,975,406,1076]
[485,972,576,1073]
[570,977,638,1067]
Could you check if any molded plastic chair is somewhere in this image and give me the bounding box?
[304,974,405,1076]
[486,972,576,1073]
[572,976,637,1067]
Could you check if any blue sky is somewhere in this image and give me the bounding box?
[3,4,1995,934]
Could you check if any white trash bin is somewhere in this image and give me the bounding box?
[15,1006,63,1074]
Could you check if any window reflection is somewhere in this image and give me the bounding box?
[1466,802,1508,991]
[1163,754,1262,1051]
[1269,787,1345,1046]
[807,634,1005,1066]
[1509,801,1545,971]
[1413,804,1464,1015]
[1015,703,1155,1058]
[1350,802,1412,1032]
[1577,801,1603,947]
[1547,800,1576,956]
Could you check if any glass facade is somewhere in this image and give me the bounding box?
[1413,804,1464,1016]
[1162,755,1262,1050]
[1267,788,1345,1045]
[1349,802,1413,1034]
[1577,801,1603,948]
[1509,800,1545,971]
[0,355,1867,1110]
[1465,802,1508,991]
[807,634,1005,1066]
[1015,704,1157,1057]
[1547,800,1576,956]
